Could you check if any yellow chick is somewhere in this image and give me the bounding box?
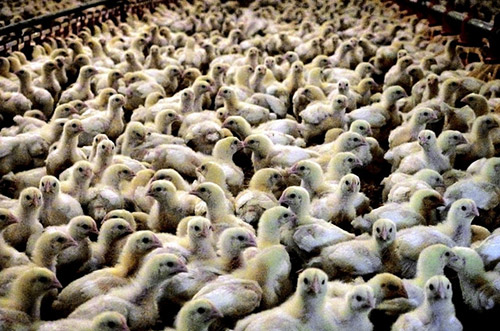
[39,175,83,227]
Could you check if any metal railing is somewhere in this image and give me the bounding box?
[393,0,499,63]
[0,0,170,57]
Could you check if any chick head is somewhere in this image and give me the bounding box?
[358,78,377,93]
[147,180,177,201]
[196,161,224,179]
[108,94,126,109]
[438,130,467,148]
[315,55,331,68]
[350,120,372,137]
[347,284,375,312]
[332,94,348,110]
[279,186,309,214]
[414,107,438,124]
[190,182,224,203]
[339,174,361,195]
[413,169,444,189]
[417,129,437,148]
[42,60,57,72]
[97,139,116,157]
[140,253,187,284]
[80,65,98,79]
[302,85,324,101]
[194,80,213,95]
[383,86,407,104]
[254,64,267,77]
[369,273,408,301]
[105,164,135,182]
[100,218,133,241]
[54,103,78,119]
[425,275,453,302]
[288,160,321,180]
[372,218,396,246]
[72,160,94,182]
[156,109,180,128]
[411,189,445,210]
[397,55,413,69]
[337,79,350,92]
[298,268,328,298]
[448,199,479,222]
[250,168,283,190]
[243,134,272,153]
[68,215,98,240]
[91,312,129,331]
[0,208,18,230]
[418,244,456,275]
[264,56,276,68]
[166,65,182,78]
[260,206,297,228]
[70,100,88,112]
[41,230,77,251]
[125,121,146,145]
[124,51,136,62]
[175,299,222,330]
[63,119,84,136]
[291,61,304,74]
[39,175,60,196]
[14,68,31,80]
[475,114,499,132]
[18,267,61,295]
[337,132,368,151]
[187,217,213,240]
[125,231,162,255]
[20,187,42,209]
[152,169,182,184]
[109,70,123,81]
[218,227,257,256]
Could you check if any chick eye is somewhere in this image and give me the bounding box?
[233,141,238,145]
[26,196,31,200]
[423,112,428,116]
[0,215,5,220]
[453,136,458,140]
[166,261,174,267]
[41,182,45,187]
[445,251,450,257]
[194,226,200,231]
[290,193,296,199]
[168,113,173,117]
[72,123,76,128]
[228,121,234,125]
[461,206,466,211]
[429,284,434,290]
[56,237,65,243]
[273,174,279,179]
[389,228,393,232]
[237,235,245,241]
[197,307,206,314]
[486,119,492,124]
[376,227,380,233]
[82,224,89,229]
[345,181,350,185]
[52,182,56,187]
[142,238,150,243]
[353,138,359,142]
[427,136,431,139]
[304,278,309,285]
[102,145,106,149]
[200,187,206,192]
[38,276,48,283]
[347,158,354,162]
[107,321,116,328]
[283,213,289,218]
[447,284,450,289]
[117,225,125,230]
[155,187,162,192]
[299,166,305,171]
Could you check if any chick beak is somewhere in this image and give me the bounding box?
[436,197,446,207]
[279,197,289,208]
[146,188,154,197]
[288,164,299,175]
[189,189,201,198]
[289,214,299,226]
[152,236,163,249]
[90,226,99,235]
[379,228,388,241]
[355,159,363,167]
[310,276,321,294]
[430,112,438,121]
[246,236,257,248]
[469,205,480,217]
[385,286,408,300]
[51,278,63,289]
[69,107,79,115]
[65,238,79,248]
[177,262,188,273]
[437,283,447,299]
[43,185,52,193]
[236,141,245,151]
[32,197,42,208]
[201,226,210,238]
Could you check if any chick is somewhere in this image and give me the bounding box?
[318,219,397,280]
[211,136,244,195]
[392,275,462,331]
[388,107,437,148]
[53,231,162,316]
[217,86,273,125]
[243,134,319,171]
[15,68,54,117]
[352,189,444,232]
[0,267,61,324]
[325,152,363,181]
[328,284,375,331]
[0,208,29,270]
[59,65,98,104]
[234,168,282,226]
[234,268,331,331]
[60,160,93,204]
[172,299,222,331]
[147,180,197,234]
[39,175,83,227]
[68,254,187,330]
[215,227,257,272]
[3,187,43,253]
[85,164,135,221]
[45,119,86,177]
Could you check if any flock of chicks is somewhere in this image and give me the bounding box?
[1,0,500,330]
